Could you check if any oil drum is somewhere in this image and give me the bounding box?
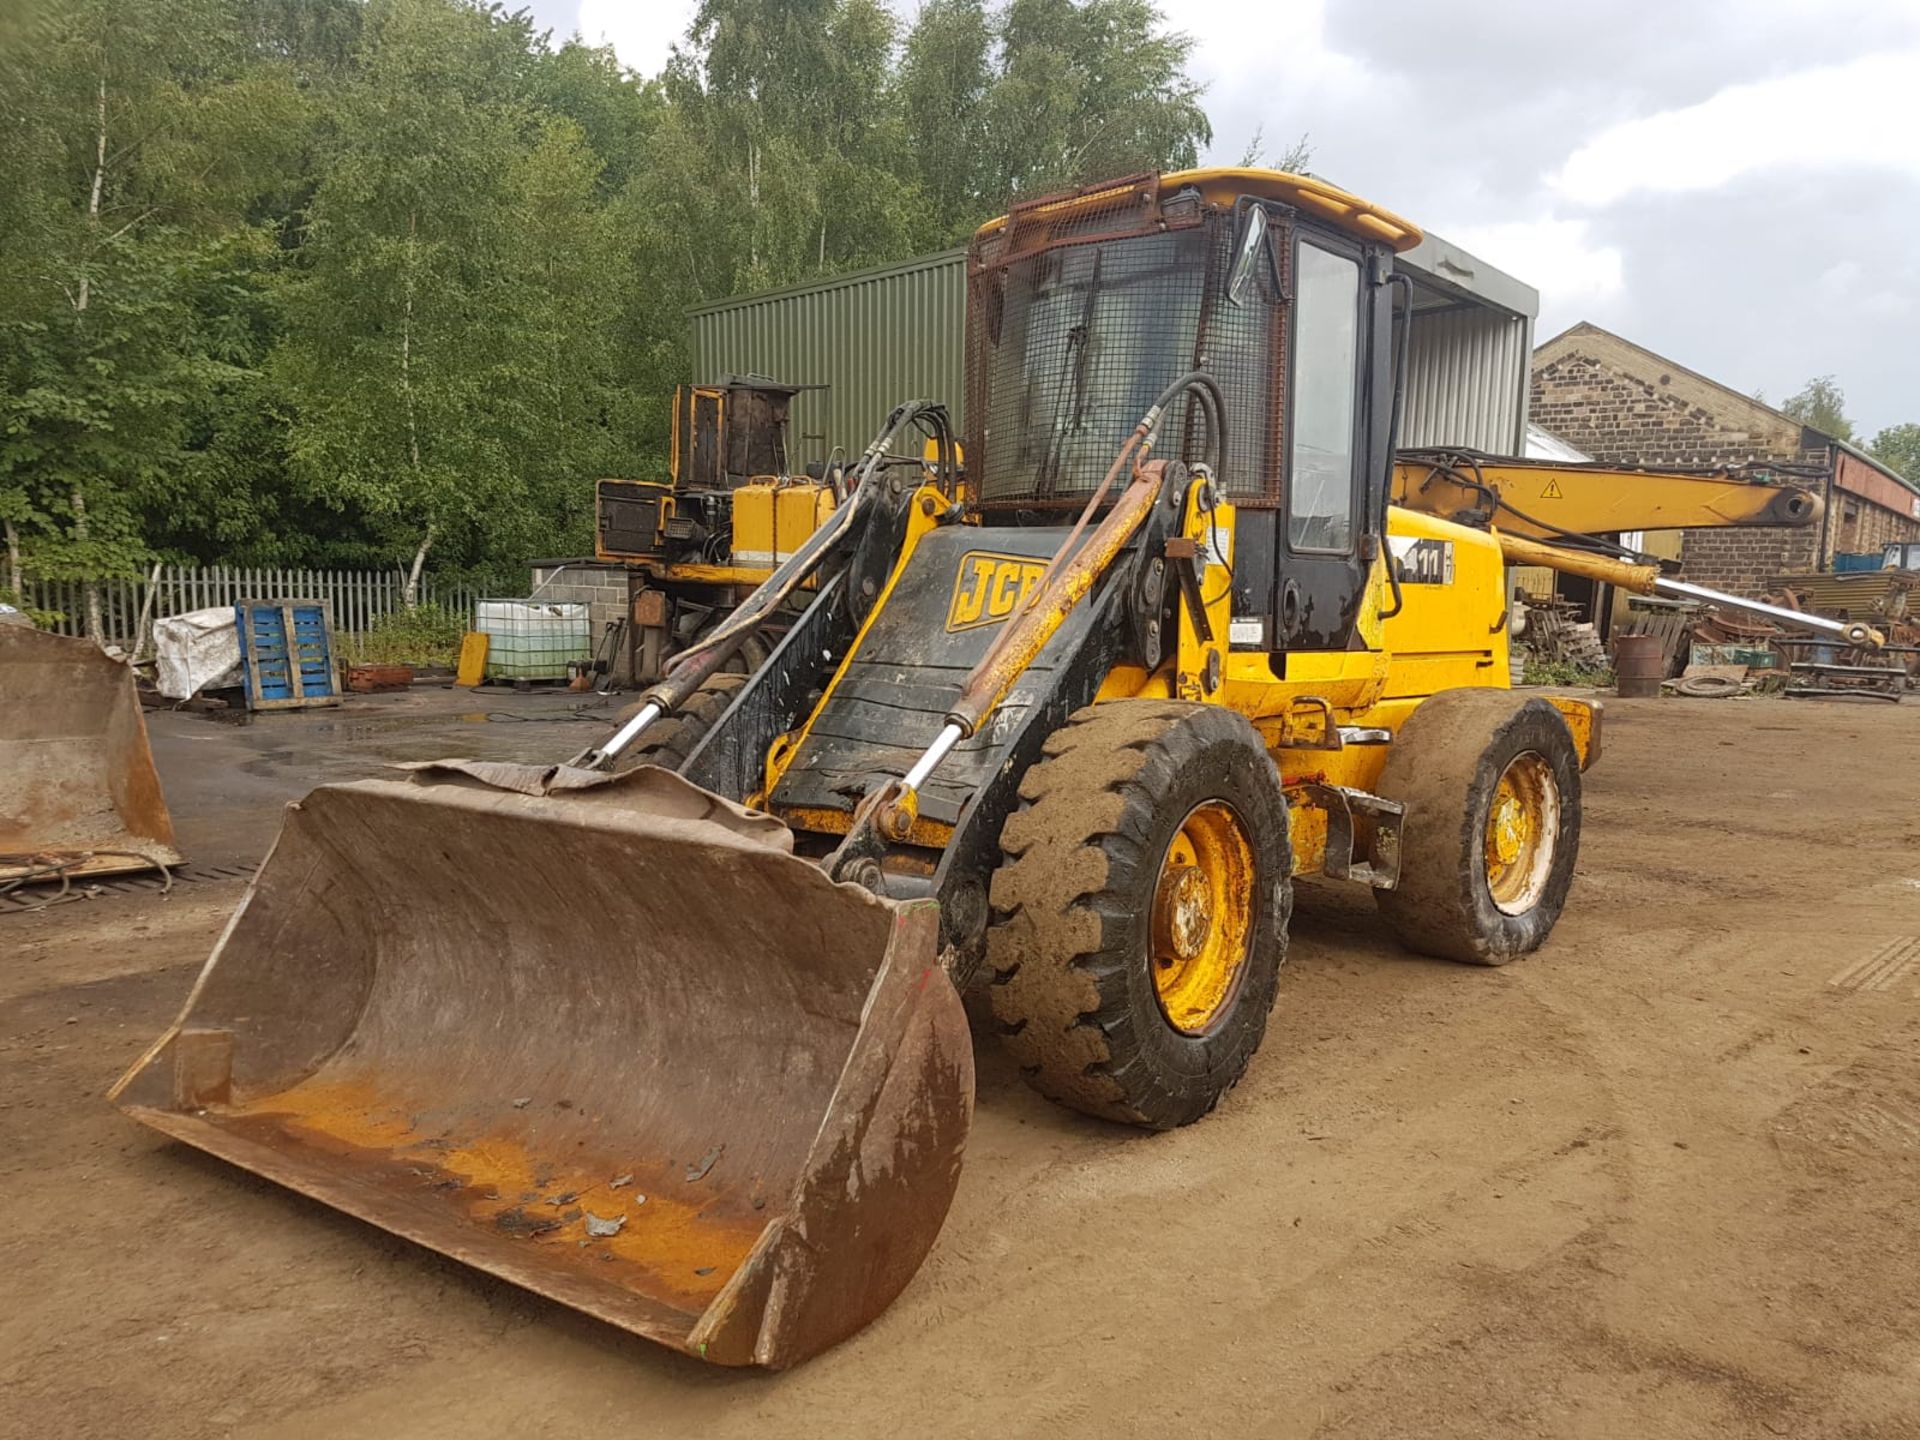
[1613,632,1664,698]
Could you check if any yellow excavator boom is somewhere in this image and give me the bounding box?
[1393,449,1822,539]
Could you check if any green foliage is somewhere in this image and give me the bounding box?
[0,589,63,629]
[341,599,464,666]
[1779,375,1855,442]
[272,0,624,581]
[0,0,311,630]
[1868,422,1920,483]
[898,0,1213,246]
[1521,656,1615,688]
[1239,127,1312,172]
[0,0,1216,603]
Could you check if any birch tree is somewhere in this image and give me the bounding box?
[275,0,521,604]
[0,0,301,634]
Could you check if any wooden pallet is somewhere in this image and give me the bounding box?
[234,600,341,711]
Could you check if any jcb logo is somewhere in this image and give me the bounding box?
[946,551,1048,632]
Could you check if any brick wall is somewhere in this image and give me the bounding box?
[1529,352,1799,469]
[529,562,633,684]
[1829,448,1920,560]
[1677,526,1820,597]
[1532,329,1920,598]
[1531,353,1813,591]
[1834,490,1920,558]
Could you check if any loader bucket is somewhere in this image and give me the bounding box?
[0,625,180,883]
[110,764,972,1369]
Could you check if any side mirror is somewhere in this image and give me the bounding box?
[1226,205,1270,308]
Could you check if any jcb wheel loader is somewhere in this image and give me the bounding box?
[112,168,1839,1369]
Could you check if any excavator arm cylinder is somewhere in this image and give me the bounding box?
[1496,532,1884,649]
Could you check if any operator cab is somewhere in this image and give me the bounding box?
[964,169,1422,656]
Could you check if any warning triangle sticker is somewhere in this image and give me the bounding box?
[1540,477,1565,499]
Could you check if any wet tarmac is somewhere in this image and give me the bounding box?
[147,684,623,868]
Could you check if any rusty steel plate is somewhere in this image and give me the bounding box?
[0,626,180,882]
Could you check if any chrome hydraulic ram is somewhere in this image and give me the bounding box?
[568,401,954,770]
[1495,532,1886,650]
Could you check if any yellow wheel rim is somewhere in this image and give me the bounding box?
[1150,801,1257,1035]
[1483,751,1560,917]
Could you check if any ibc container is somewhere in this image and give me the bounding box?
[476,600,590,681]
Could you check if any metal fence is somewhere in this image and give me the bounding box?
[23,566,480,653]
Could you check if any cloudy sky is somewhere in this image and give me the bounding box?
[523,0,1920,435]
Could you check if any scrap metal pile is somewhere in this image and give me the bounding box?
[1658,571,1915,701]
[1515,597,1610,673]
[1517,570,1916,702]
[1762,571,1916,702]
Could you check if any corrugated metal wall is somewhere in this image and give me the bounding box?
[1401,306,1532,453]
[690,250,967,472]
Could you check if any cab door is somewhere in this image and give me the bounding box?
[1274,233,1386,652]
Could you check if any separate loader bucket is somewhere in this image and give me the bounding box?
[0,625,180,883]
[111,764,972,1369]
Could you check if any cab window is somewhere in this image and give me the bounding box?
[1288,244,1361,551]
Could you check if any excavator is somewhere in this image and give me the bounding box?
[111,169,1875,1370]
[595,375,841,680]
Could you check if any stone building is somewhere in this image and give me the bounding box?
[1531,322,1920,595]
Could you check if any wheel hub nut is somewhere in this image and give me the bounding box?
[1158,864,1213,960]
[1491,795,1526,864]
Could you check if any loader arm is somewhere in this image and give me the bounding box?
[1393,449,1822,539]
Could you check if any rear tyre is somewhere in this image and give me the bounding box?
[714,631,770,676]
[611,672,746,773]
[986,701,1292,1130]
[1372,689,1582,965]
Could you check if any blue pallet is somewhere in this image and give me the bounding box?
[234,600,340,711]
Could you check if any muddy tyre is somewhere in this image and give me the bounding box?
[612,672,746,773]
[1372,689,1582,965]
[713,631,770,676]
[986,701,1292,1130]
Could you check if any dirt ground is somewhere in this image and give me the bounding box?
[4,688,1918,1439]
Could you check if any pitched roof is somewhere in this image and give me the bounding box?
[1534,320,1790,426]
[1535,321,1920,498]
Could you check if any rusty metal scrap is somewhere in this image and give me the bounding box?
[0,626,181,885]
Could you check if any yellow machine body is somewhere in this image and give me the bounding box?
[731,481,838,569]
[758,482,1595,882]
[1391,453,1823,538]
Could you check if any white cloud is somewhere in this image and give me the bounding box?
[1443,217,1624,311]
[1178,0,1368,95]
[1553,49,1920,205]
[575,0,695,76]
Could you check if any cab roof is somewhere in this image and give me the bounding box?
[974,167,1425,254]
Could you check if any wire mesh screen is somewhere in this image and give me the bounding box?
[966,181,1290,509]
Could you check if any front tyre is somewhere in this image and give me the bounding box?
[985,701,1293,1130]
